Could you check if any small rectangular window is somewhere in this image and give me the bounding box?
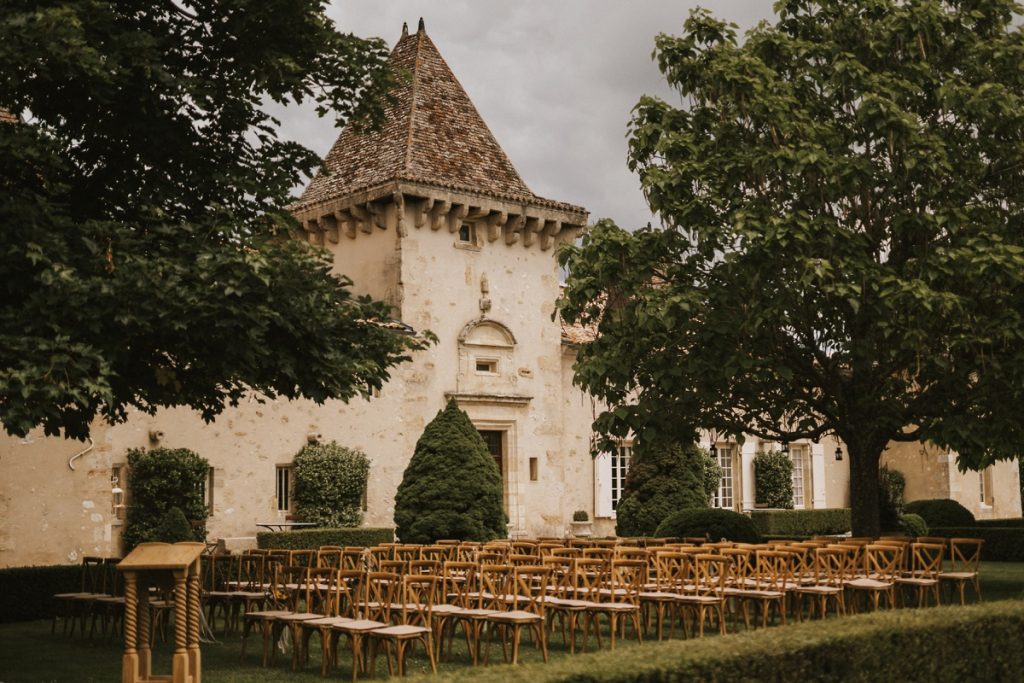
[475,358,497,374]
[458,222,476,243]
[529,457,538,481]
[276,465,293,512]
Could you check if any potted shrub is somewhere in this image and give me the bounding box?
[570,510,592,537]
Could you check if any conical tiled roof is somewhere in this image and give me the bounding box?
[296,22,580,213]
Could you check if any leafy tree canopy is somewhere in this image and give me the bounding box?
[560,0,1024,535]
[0,1,430,440]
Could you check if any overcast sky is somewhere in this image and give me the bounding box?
[276,2,776,229]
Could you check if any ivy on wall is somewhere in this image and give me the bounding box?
[754,450,794,509]
[293,441,369,528]
[122,447,209,552]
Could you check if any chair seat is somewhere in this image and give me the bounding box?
[371,624,431,637]
[638,591,679,600]
[896,577,938,586]
[940,572,977,580]
[743,590,785,600]
[277,612,321,622]
[547,597,591,609]
[589,602,639,612]
[487,610,543,623]
[245,609,292,621]
[457,608,502,618]
[793,585,842,595]
[303,616,352,627]
[677,595,723,604]
[847,578,893,590]
[430,604,466,615]
[333,619,387,633]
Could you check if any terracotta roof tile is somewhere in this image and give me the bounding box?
[296,25,583,215]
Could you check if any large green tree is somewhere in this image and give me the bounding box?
[559,0,1024,536]
[0,2,430,440]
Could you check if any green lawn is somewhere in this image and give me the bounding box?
[1,562,1021,683]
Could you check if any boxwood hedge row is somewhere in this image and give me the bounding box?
[429,601,1024,683]
[0,565,81,623]
[256,527,394,550]
[929,527,1024,561]
[749,508,852,536]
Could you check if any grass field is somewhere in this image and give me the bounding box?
[1,561,1021,682]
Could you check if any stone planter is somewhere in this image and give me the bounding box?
[570,520,593,538]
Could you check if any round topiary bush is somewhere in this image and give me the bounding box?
[122,447,209,552]
[904,498,976,527]
[615,441,710,537]
[754,450,794,508]
[654,508,762,543]
[899,513,929,538]
[293,441,369,528]
[394,399,507,543]
[153,507,197,543]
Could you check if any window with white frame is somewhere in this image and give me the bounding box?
[979,467,994,506]
[712,445,735,510]
[611,442,632,511]
[790,445,808,509]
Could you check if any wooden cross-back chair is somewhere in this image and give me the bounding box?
[638,551,690,640]
[240,564,306,667]
[542,557,589,653]
[896,542,944,607]
[366,575,438,677]
[298,569,361,677]
[52,555,108,637]
[793,547,847,619]
[940,537,984,605]
[847,544,902,612]
[677,554,728,637]
[582,559,644,650]
[483,565,552,665]
[328,571,399,683]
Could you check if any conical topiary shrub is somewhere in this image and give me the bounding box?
[615,441,710,537]
[394,399,507,543]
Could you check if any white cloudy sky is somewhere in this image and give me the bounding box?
[277,1,776,228]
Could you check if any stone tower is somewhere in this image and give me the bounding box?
[291,20,590,535]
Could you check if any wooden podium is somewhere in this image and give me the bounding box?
[117,542,204,683]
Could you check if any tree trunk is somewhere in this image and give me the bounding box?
[847,442,883,538]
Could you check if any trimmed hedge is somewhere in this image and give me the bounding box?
[929,527,1024,562]
[256,527,394,550]
[974,518,1024,528]
[904,498,975,527]
[654,508,761,543]
[430,601,1024,683]
[0,565,81,623]
[749,508,851,536]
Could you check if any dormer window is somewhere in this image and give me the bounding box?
[458,222,476,243]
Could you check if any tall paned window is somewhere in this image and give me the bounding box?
[276,465,293,512]
[713,445,734,510]
[791,447,806,509]
[611,442,632,511]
